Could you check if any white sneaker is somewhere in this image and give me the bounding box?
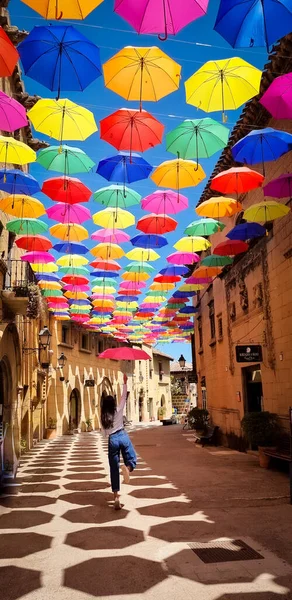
[114,498,121,510]
[122,464,130,484]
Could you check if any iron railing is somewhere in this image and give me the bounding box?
[3,259,36,294]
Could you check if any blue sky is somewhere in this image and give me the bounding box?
[10,0,268,362]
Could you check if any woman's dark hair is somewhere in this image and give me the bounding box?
[101,395,116,429]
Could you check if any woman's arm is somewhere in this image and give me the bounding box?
[116,373,128,413]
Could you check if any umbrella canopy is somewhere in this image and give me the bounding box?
[6,218,48,235]
[99,346,151,361]
[185,218,224,236]
[100,108,164,156]
[260,72,292,120]
[32,262,58,273]
[166,117,228,162]
[196,197,242,218]
[0,194,45,218]
[91,228,130,243]
[90,243,124,259]
[126,247,160,261]
[214,0,292,50]
[122,271,150,281]
[185,57,261,121]
[227,223,266,241]
[125,262,154,273]
[0,91,28,132]
[90,258,121,270]
[264,173,292,199]
[97,152,152,186]
[167,251,200,265]
[151,158,205,190]
[18,25,101,99]
[61,274,89,285]
[50,222,88,241]
[0,169,39,196]
[193,266,222,278]
[137,214,177,234]
[154,274,181,283]
[160,265,188,276]
[141,189,188,214]
[21,0,104,20]
[16,235,52,252]
[53,241,89,254]
[231,128,292,174]
[42,176,91,204]
[201,254,232,267]
[174,236,211,252]
[46,202,91,224]
[0,136,36,167]
[37,145,95,175]
[93,184,141,209]
[114,0,208,38]
[213,239,249,256]
[0,26,19,76]
[150,282,175,291]
[211,166,264,195]
[56,254,88,267]
[179,283,204,292]
[28,98,97,144]
[103,46,181,109]
[243,201,290,222]
[21,251,55,264]
[93,207,135,229]
[130,234,168,248]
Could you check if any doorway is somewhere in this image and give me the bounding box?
[139,396,143,422]
[69,389,81,430]
[0,357,12,472]
[243,365,263,413]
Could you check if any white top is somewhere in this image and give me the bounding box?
[102,383,127,437]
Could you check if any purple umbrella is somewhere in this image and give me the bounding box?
[114,0,209,40]
[0,90,28,132]
[264,173,292,200]
[260,73,292,120]
[46,203,91,224]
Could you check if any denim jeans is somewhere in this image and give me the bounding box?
[108,429,136,492]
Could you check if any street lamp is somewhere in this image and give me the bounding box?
[58,353,67,369]
[38,326,52,350]
[178,354,186,369]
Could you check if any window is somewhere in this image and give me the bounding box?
[217,314,223,340]
[149,359,153,379]
[81,333,89,350]
[61,325,70,344]
[159,361,163,381]
[98,339,103,354]
[197,316,203,349]
[209,300,215,339]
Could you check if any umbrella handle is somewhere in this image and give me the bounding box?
[158,0,168,41]
[158,33,168,41]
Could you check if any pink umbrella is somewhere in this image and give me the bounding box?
[167,251,200,265]
[120,280,146,289]
[0,90,28,132]
[260,73,292,120]
[46,203,91,224]
[91,294,115,300]
[114,0,208,40]
[21,251,55,264]
[185,276,213,284]
[63,284,90,291]
[141,190,188,214]
[140,302,160,309]
[91,228,130,243]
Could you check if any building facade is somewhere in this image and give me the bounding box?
[193,37,292,446]
[171,360,197,415]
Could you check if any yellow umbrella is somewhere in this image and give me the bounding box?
[179,283,204,292]
[92,285,117,294]
[31,262,58,273]
[121,271,150,281]
[0,195,45,218]
[56,254,89,267]
[196,197,242,218]
[88,317,111,324]
[151,158,205,190]
[38,281,62,290]
[149,282,175,291]
[103,46,181,110]
[64,291,88,299]
[93,207,135,229]
[28,99,97,145]
[144,295,166,303]
[126,247,160,261]
[0,135,36,167]
[21,0,103,19]
[50,223,88,241]
[243,201,290,223]
[174,236,211,252]
[185,58,262,121]
[116,301,138,309]
[92,298,115,306]
[55,315,70,320]
[90,243,125,259]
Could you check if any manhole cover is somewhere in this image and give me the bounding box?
[188,539,264,564]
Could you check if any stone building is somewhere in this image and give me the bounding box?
[171,360,197,415]
[193,36,292,446]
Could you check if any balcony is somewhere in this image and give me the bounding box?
[1,260,36,317]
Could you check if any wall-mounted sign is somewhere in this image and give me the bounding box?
[84,379,95,387]
[236,345,263,363]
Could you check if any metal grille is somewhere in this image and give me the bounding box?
[188,539,263,563]
[4,259,36,291]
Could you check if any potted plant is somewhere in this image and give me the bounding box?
[46,417,57,440]
[85,418,93,432]
[188,407,209,433]
[241,411,282,468]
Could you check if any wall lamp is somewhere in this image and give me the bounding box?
[178,354,186,369]
[23,326,52,357]
[58,352,67,381]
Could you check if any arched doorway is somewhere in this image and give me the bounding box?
[0,357,13,473]
[69,389,81,431]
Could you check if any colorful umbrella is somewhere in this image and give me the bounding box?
[0,136,36,168]
[174,236,211,252]
[120,280,146,289]
[6,218,47,236]
[32,262,58,273]
[151,158,205,190]
[193,266,222,278]
[243,201,290,222]
[46,203,91,224]
[141,189,188,214]
[231,128,292,174]
[124,262,154,273]
[185,218,224,236]
[167,251,199,265]
[185,57,262,121]
[18,25,102,99]
[214,0,292,51]
[130,234,168,248]
[0,169,40,196]
[28,98,97,144]
[90,243,124,259]
[211,166,264,196]
[122,271,150,281]
[0,194,45,218]
[90,258,121,270]
[264,173,292,200]
[150,282,175,291]
[0,27,19,76]
[260,72,292,120]
[166,117,229,163]
[56,254,88,267]
[160,265,188,276]
[126,247,160,262]
[137,214,177,234]
[179,283,204,292]
[97,153,152,191]
[93,184,140,210]
[50,222,88,241]
[201,254,232,267]
[91,228,130,243]
[53,242,89,255]
[42,176,91,204]
[0,91,28,132]
[154,275,181,283]
[37,145,95,175]
[21,251,55,264]
[61,274,89,285]
[196,197,242,218]
[93,207,135,229]
[100,108,164,157]
[186,275,213,284]
[16,235,52,252]
[20,0,104,20]
[227,223,266,240]
[213,240,249,256]
[103,46,181,109]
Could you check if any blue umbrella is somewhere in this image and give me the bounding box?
[90,271,119,278]
[35,273,60,282]
[227,222,266,240]
[0,169,40,195]
[160,266,189,276]
[232,128,292,174]
[53,242,89,254]
[173,291,196,298]
[214,0,292,51]
[68,299,92,306]
[18,25,102,99]
[130,234,168,248]
[116,296,139,302]
[97,153,152,189]
[179,306,199,314]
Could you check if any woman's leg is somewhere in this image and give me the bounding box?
[120,430,137,483]
[108,436,121,508]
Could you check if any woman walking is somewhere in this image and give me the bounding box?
[101,373,137,510]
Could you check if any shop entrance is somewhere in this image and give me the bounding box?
[243,365,263,413]
[69,388,81,430]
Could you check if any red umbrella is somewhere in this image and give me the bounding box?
[90,259,121,271]
[137,213,177,234]
[100,108,164,157]
[61,275,89,285]
[0,27,19,76]
[15,235,52,252]
[168,297,188,304]
[118,289,142,295]
[213,240,248,256]
[154,275,181,283]
[135,311,154,318]
[42,176,91,204]
[210,167,264,195]
[99,346,151,360]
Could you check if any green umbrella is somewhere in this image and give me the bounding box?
[185,218,225,236]
[42,289,63,297]
[70,307,91,314]
[166,303,185,309]
[6,217,48,235]
[124,261,155,273]
[37,145,95,175]
[201,254,232,267]
[166,118,229,163]
[91,278,118,286]
[59,265,90,276]
[93,185,141,208]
